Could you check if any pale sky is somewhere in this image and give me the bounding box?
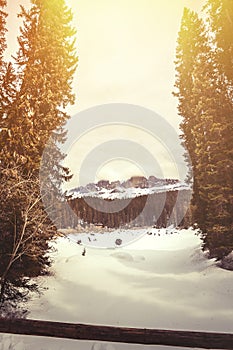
[6,0,205,187]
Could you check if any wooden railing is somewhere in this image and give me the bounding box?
[0,318,233,349]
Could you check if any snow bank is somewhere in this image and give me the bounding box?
[68,183,190,200]
[218,251,233,271]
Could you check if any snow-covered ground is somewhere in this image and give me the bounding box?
[67,226,200,249]
[1,228,233,350]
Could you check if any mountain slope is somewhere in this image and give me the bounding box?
[67,176,190,200]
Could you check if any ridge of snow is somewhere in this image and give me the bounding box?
[67,182,191,200]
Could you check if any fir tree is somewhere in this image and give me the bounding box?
[0,0,77,311]
[174,3,233,259]
[201,0,233,257]
[174,8,208,225]
[5,0,78,173]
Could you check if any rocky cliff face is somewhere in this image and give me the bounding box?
[62,176,192,229]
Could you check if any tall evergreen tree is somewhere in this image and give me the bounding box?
[174,8,209,225]
[174,3,233,259]
[191,48,233,257]
[202,0,233,257]
[4,0,77,172]
[0,0,77,310]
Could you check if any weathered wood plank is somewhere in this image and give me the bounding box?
[0,318,232,349]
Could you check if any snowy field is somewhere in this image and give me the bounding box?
[67,226,192,249]
[1,228,233,350]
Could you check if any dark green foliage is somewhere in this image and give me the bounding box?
[205,0,233,83]
[174,8,208,226]
[6,0,78,173]
[0,0,77,311]
[174,2,233,259]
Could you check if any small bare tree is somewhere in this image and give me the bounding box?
[0,162,56,313]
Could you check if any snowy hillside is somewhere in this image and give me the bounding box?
[67,176,190,200]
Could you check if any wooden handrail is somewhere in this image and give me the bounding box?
[0,318,233,349]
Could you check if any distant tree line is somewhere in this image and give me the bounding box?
[0,0,77,313]
[174,0,233,259]
[63,189,192,229]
